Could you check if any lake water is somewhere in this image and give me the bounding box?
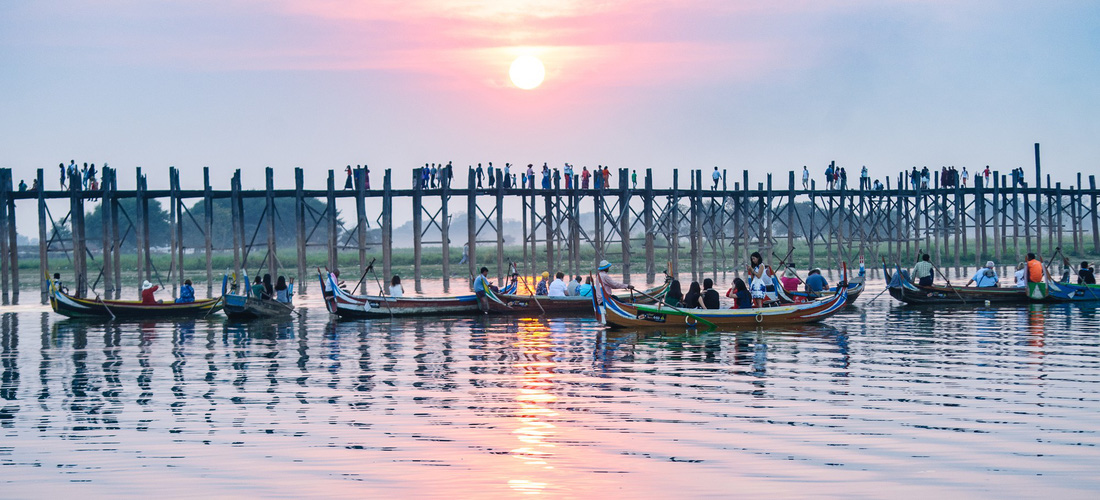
[2,276,1100,498]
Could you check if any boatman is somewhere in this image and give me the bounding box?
[1026,253,1045,299]
[473,267,492,314]
[595,259,633,305]
[912,254,934,287]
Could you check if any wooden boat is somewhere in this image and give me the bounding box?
[1038,279,1100,302]
[883,263,1027,305]
[222,272,296,320]
[47,274,222,319]
[317,270,517,318]
[485,279,670,315]
[597,282,848,328]
[595,267,850,328]
[779,275,864,304]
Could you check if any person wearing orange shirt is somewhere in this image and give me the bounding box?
[1026,252,1046,299]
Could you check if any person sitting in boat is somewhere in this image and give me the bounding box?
[665,280,683,307]
[275,276,292,303]
[805,269,828,296]
[1059,258,1073,283]
[966,261,999,288]
[1026,253,1045,296]
[682,281,703,309]
[262,274,274,300]
[176,279,195,303]
[1079,262,1096,285]
[141,280,160,304]
[701,278,720,309]
[912,254,934,287]
[596,260,633,295]
[1014,262,1027,288]
[548,272,568,297]
[535,272,550,296]
[473,267,492,314]
[731,278,752,309]
[577,277,594,297]
[779,266,801,292]
[52,272,68,294]
[566,275,581,296]
[390,275,404,297]
[251,276,266,298]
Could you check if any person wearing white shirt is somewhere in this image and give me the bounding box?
[390,275,404,297]
[547,272,568,297]
[1014,263,1027,288]
[802,166,809,189]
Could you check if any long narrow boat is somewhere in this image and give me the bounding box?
[1039,279,1100,302]
[47,275,222,319]
[883,263,1027,305]
[597,281,848,328]
[779,276,865,304]
[317,271,518,318]
[221,272,296,320]
[486,280,670,315]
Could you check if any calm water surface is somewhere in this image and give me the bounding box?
[1,278,1099,498]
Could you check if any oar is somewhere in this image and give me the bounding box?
[517,266,546,315]
[93,290,116,320]
[866,258,892,304]
[351,259,373,296]
[366,260,394,319]
[630,286,718,329]
[772,250,807,287]
[203,295,224,319]
[929,261,968,304]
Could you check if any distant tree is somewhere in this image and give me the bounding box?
[84,198,171,248]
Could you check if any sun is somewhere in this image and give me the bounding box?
[509,55,545,90]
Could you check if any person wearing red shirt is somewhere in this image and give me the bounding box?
[141,280,160,304]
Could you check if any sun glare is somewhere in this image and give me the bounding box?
[509,55,545,90]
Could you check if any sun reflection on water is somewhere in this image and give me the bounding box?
[509,317,559,491]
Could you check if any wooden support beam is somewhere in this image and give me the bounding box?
[495,170,504,283]
[266,167,277,279]
[619,168,630,284]
[70,166,87,297]
[382,169,393,283]
[204,167,214,292]
[326,170,337,272]
[467,168,477,285]
[230,170,243,278]
[441,167,451,291]
[0,169,9,301]
[37,168,48,303]
[294,167,307,290]
[643,169,655,282]
[355,166,367,274]
[412,168,423,292]
[110,170,120,297]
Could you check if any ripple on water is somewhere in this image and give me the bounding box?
[0,289,1099,497]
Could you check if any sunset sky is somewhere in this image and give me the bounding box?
[2,1,1098,231]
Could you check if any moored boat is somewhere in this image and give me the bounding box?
[486,279,669,315]
[47,275,222,319]
[317,270,517,318]
[598,282,848,329]
[221,272,296,320]
[779,275,865,305]
[1040,280,1100,302]
[883,263,1027,305]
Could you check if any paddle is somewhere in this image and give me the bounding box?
[351,260,372,296]
[93,290,116,320]
[866,257,892,304]
[929,261,968,304]
[366,259,394,319]
[630,286,718,330]
[516,263,546,315]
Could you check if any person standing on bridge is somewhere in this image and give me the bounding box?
[802,166,809,189]
[581,167,590,189]
[487,162,495,188]
[711,166,721,190]
[475,163,484,188]
[961,167,969,188]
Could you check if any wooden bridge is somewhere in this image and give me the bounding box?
[0,143,1095,304]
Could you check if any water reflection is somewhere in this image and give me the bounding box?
[1,300,1100,496]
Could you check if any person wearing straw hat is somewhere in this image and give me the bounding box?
[966,261,999,288]
[779,265,801,292]
[596,260,632,293]
[140,280,160,304]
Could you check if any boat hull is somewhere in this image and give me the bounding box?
[48,284,222,319]
[318,272,479,318]
[600,287,848,328]
[883,264,1028,305]
[223,294,295,320]
[486,282,668,315]
[1041,281,1100,302]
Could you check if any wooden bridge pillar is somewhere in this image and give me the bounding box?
[355,166,367,275]
[619,168,630,284]
[294,167,306,290]
[467,169,477,285]
[643,169,655,282]
[441,167,451,291]
[70,167,87,298]
[204,167,214,292]
[266,167,278,280]
[0,169,10,302]
[231,170,243,279]
[382,169,393,283]
[412,168,423,292]
[325,170,337,272]
[37,168,48,303]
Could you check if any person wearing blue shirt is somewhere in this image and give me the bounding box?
[805,269,828,295]
[176,279,195,303]
[577,277,594,297]
[473,267,492,314]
